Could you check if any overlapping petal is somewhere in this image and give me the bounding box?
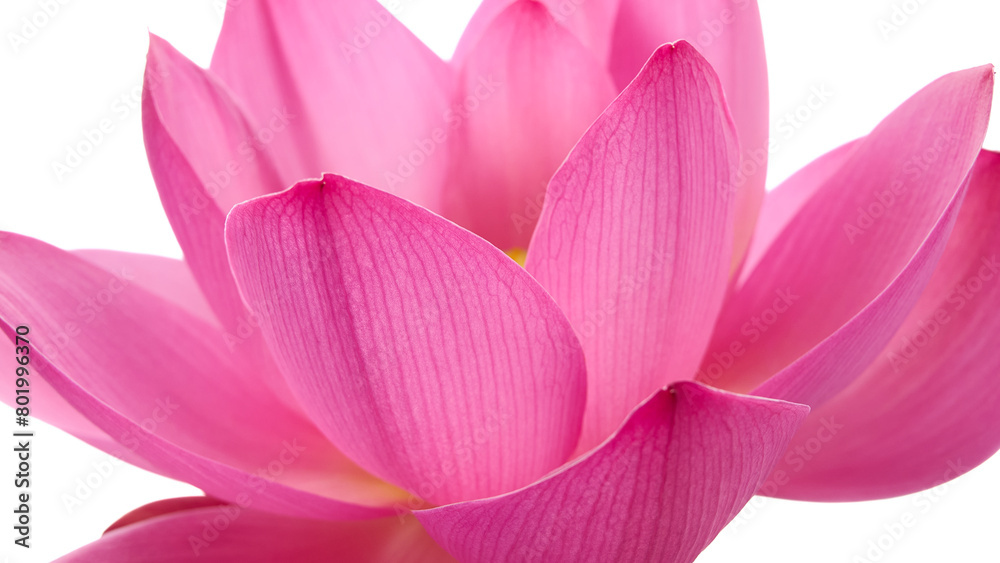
[525,42,739,451]
[418,382,808,563]
[73,250,217,328]
[143,35,293,402]
[104,497,227,534]
[226,174,587,505]
[12,249,217,470]
[767,151,1000,500]
[454,0,622,66]
[739,139,860,282]
[18,3,1000,561]
[211,0,452,209]
[609,0,770,269]
[698,66,993,411]
[441,0,616,249]
[0,233,402,519]
[2,250,216,471]
[1,329,151,470]
[57,503,454,563]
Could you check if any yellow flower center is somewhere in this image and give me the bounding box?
[505,247,527,267]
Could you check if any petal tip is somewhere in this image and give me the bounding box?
[144,32,173,65]
[670,380,811,422]
[648,39,702,62]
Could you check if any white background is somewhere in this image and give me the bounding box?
[1,0,999,561]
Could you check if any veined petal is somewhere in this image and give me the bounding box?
[0,234,402,520]
[143,35,294,403]
[57,505,453,563]
[418,382,808,563]
[767,151,1000,500]
[226,174,587,506]
[609,0,770,270]
[454,0,622,65]
[442,0,616,249]
[525,42,739,452]
[211,0,452,209]
[699,66,993,409]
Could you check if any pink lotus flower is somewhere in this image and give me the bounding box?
[3,0,997,561]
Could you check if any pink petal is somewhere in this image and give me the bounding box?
[417,382,809,563]
[58,506,453,562]
[3,249,217,472]
[698,66,993,409]
[210,0,452,210]
[225,174,587,505]
[766,151,1000,500]
[739,139,861,283]
[442,0,617,249]
[0,233,402,519]
[144,35,293,403]
[105,497,226,534]
[1,329,150,470]
[145,35,282,211]
[454,0,622,65]
[525,42,739,452]
[73,250,217,328]
[609,0,770,270]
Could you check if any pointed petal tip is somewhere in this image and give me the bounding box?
[511,0,553,16]
[642,41,737,137]
[669,380,811,420]
[951,63,994,101]
[647,40,699,62]
[416,378,809,563]
[144,31,172,63]
[526,38,740,450]
[293,173,361,202]
[228,173,332,220]
[142,34,182,95]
